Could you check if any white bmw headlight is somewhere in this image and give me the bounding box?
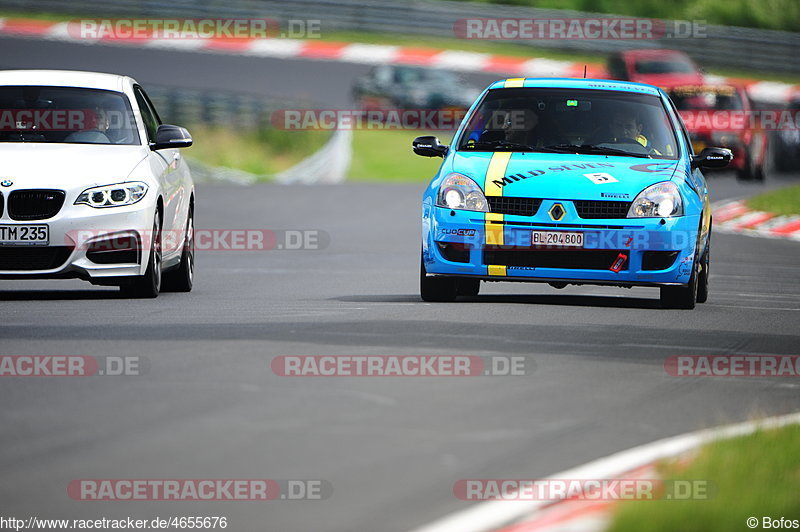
[627,181,683,218]
[436,173,489,212]
[75,182,148,208]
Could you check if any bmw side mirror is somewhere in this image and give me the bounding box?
[413,136,449,158]
[691,147,732,169]
[151,124,193,150]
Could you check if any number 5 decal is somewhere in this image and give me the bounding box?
[583,172,618,184]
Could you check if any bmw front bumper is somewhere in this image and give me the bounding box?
[0,200,157,283]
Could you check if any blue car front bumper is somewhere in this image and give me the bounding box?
[422,201,701,287]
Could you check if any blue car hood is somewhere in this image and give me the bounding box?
[447,152,681,200]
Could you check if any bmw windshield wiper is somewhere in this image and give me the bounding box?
[543,144,652,158]
[463,140,564,153]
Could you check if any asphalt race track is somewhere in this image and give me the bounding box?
[1,35,799,532]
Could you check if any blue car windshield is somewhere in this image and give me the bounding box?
[0,86,140,145]
[458,87,680,160]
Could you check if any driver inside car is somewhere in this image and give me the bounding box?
[598,108,662,155]
[64,105,112,143]
[610,110,647,145]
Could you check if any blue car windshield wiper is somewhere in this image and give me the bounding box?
[462,140,565,153]
[543,144,652,158]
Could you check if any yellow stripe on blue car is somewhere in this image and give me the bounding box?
[483,152,512,276]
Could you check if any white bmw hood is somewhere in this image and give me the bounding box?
[0,143,149,189]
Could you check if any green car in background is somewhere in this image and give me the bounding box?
[352,65,480,111]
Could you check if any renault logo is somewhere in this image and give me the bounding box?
[549,203,565,221]
[0,179,12,187]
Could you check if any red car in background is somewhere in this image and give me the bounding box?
[607,49,704,87]
[666,83,768,181]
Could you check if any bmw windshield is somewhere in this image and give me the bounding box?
[0,86,140,145]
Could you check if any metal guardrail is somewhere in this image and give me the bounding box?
[1,0,799,74]
[146,87,276,128]
[145,87,322,131]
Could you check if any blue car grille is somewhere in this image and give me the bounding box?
[573,200,631,219]
[487,197,542,216]
[487,197,630,219]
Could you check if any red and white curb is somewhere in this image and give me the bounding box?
[713,199,800,241]
[495,463,660,532]
[0,17,797,103]
[411,412,800,532]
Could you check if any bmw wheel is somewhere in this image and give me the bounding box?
[120,210,162,299]
[162,206,194,293]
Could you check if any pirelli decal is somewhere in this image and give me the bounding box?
[504,78,526,88]
[484,152,512,277]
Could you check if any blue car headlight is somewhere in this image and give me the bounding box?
[627,181,683,218]
[436,173,489,212]
[75,182,148,208]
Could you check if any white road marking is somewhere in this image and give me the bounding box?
[411,412,800,532]
[706,304,800,311]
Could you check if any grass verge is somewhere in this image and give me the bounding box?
[186,125,328,178]
[7,0,797,32]
[606,423,800,532]
[0,10,73,22]
[347,129,447,182]
[746,183,800,216]
[447,0,800,32]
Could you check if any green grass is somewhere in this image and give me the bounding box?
[0,10,73,22]
[607,423,800,532]
[747,183,800,216]
[448,0,800,32]
[7,0,797,32]
[186,125,328,178]
[706,67,800,85]
[347,129,448,181]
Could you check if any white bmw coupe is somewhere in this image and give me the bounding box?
[0,70,194,297]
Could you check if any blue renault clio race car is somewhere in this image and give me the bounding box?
[415,78,732,309]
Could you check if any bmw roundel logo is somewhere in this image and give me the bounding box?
[0,179,12,187]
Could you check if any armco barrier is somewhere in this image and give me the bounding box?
[0,0,798,74]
